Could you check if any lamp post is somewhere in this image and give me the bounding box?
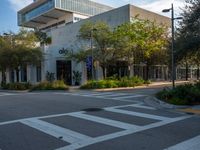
[162,4,182,89]
[90,28,97,82]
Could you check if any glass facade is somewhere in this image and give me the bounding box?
[55,0,112,16]
[18,0,112,26]
[19,0,54,25]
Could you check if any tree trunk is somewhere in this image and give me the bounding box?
[197,65,200,80]
[146,64,149,80]
[186,61,189,81]
[102,67,107,79]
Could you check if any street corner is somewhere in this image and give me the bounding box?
[178,107,200,115]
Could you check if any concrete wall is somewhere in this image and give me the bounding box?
[130,5,170,26]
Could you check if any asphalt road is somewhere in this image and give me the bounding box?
[0,89,200,150]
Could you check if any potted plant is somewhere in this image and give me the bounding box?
[73,71,82,85]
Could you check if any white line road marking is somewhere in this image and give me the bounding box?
[57,115,191,150]
[21,119,92,144]
[164,135,200,150]
[0,112,85,126]
[111,103,156,110]
[129,103,156,110]
[105,107,170,121]
[94,93,131,98]
[54,92,145,103]
[81,92,116,96]
[68,112,141,130]
[0,93,16,96]
[112,95,146,100]
[0,93,39,97]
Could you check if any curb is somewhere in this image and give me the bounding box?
[143,96,189,109]
[178,108,200,115]
[0,90,30,93]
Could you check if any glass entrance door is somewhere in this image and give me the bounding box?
[56,60,72,85]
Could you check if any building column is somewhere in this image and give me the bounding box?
[161,66,164,80]
[0,71,2,85]
[6,68,10,83]
[27,65,31,83]
[32,66,37,84]
[81,62,87,85]
[14,70,17,82]
[41,61,46,81]
[19,69,21,82]
[130,65,134,77]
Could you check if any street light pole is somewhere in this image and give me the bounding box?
[90,28,97,82]
[171,4,175,89]
[91,29,94,82]
[162,4,182,89]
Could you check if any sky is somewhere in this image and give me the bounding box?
[0,0,186,34]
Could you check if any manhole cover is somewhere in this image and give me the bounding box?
[82,108,104,112]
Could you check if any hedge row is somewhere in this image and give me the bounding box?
[81,76,150,89]
[156,82,200,105]
[1,80,69,91]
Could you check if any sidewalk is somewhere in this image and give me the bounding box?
[178,105,200,115]
[144,96,200,115]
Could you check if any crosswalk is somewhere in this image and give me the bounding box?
[0,101,190,150]
[54,91,147,102]
[0,91,199,150]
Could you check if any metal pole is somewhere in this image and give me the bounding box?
[171,4,175,89]
[91,29,94,81]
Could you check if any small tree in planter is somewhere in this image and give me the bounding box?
[73,71,82,85]
[46,71,55,82]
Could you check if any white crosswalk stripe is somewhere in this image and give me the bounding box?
[21,119,92,144]
[55,91,147,102]
[68,112,141,130]
[104,107,170,121]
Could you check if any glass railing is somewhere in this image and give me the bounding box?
[22,0,55,23]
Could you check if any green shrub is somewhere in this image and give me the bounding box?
[156,82,200,105]
[2,82,32,90]
[80,76,148,89]
[32,80,69,91]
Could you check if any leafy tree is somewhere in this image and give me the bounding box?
[0,28,43,83]
[76,21,114,79]
[113,19,168,79]
[175,0,200,62]
[68,20,168,80]
[34,29,52,45]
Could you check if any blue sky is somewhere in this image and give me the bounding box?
[0,0,185,34]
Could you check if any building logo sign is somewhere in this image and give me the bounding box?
[59,48,71,55]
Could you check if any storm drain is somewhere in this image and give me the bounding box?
[82,108,104,112]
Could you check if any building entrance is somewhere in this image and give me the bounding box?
[56,60,72,85]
